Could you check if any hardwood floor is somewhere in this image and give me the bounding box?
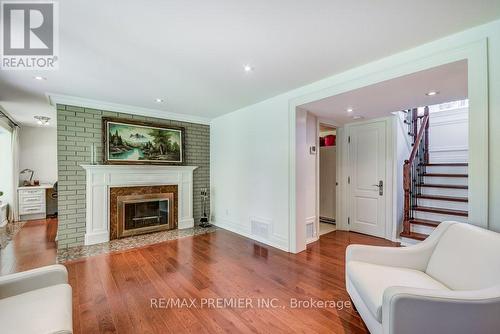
[1,219,398,333]
[0,218,58,275]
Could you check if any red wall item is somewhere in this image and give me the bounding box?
[324,135,336,146]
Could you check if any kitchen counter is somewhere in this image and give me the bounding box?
[18,184,53,190]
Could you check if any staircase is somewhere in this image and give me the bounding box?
[400,107,468,244]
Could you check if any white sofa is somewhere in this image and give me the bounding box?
[0,264,73,334]
[346,221,500,334]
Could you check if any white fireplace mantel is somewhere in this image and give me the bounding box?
[81,164,198,245]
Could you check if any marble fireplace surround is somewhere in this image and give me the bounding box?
[110,185,178,240]
[81,165,197,245]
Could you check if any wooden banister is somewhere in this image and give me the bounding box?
[402,109,430,235]
[406,114,429,166]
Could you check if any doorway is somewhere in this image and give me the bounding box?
[318,124,337,236]
[347,120,388,237]
[296,59,471,245]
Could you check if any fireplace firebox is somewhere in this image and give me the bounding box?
[117,193,175,238]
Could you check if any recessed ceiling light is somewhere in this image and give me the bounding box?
[244,64,253,72]
[346,108,354,113]
[426,91,439,96]
[33,76,46,80]
[352,115,363,120]
[34,116,50,126]
[155,98,164,103]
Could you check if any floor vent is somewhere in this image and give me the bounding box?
[251,218,270,239]
[306,222,315,239]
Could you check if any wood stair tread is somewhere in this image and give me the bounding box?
[416,183,468,189]
[422,163,468,166]
[400,231,428,241]
[408,218,440,227]
[415,194,468,202]
[412,206,468,217]
[421,173,468,177]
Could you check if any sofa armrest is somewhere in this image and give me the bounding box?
[346,244,434,271]
[382,286,500,334]
[346,221,457,271]
[0,264,68,299]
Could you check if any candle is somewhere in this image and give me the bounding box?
[90,143,96,164]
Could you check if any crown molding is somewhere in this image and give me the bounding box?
[46,93,211,125]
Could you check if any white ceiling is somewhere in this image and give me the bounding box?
[1,0,499,126]
[301,60,468,125]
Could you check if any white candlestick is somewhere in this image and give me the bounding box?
[90,143,96,164]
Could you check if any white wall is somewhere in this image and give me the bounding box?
[394,113,412,236]
[429,107,469,163]
[211,19,500,253]
[296,110,318,244]
[210,97,290,250]
[0,128,13,209]
[19,126,58,185]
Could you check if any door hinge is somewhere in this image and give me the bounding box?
[348,136,351,143]
[348,217,350,225]
[348,176,350,184]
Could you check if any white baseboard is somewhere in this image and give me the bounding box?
[178,218,194,229]
[85,231,109,245]
[213,218,289,252]
[19,213,46,221]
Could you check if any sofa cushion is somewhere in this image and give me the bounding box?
[426,223,500,290]
[0,284,72,334]
[347,261,449,322]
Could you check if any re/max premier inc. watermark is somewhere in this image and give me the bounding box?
[1,1,59,70]
[151,297,352,310]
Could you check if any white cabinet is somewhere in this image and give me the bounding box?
[18,186,49,221]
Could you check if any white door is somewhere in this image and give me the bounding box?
[348,121,386,237]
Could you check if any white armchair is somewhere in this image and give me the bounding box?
[346,221,500,334]
[0,264,73,334]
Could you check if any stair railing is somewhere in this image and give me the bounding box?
[402,106,429,235]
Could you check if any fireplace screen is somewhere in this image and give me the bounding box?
[117,193,175,238]
[124,199,168,231]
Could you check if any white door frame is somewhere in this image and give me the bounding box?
[289,38,488,253]
[313,119,340,243]
[314,116,396,241]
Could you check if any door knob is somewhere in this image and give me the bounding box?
[372,181,383,195]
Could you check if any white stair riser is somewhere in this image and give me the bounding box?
[417,198,468,211]
[401,237,421,246]
[425,166,468,174]
[411,224,435,235]
[421,187,469,197]
[414,211,468,223]
[429,152,468,163]
[422,176,467,185]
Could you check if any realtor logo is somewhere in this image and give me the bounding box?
[1,1,59,70]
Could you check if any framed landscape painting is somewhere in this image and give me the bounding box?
[103,117,185,165]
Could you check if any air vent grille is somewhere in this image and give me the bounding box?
[251,218,270,238]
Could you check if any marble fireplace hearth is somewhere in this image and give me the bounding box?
[57,225,218,263]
